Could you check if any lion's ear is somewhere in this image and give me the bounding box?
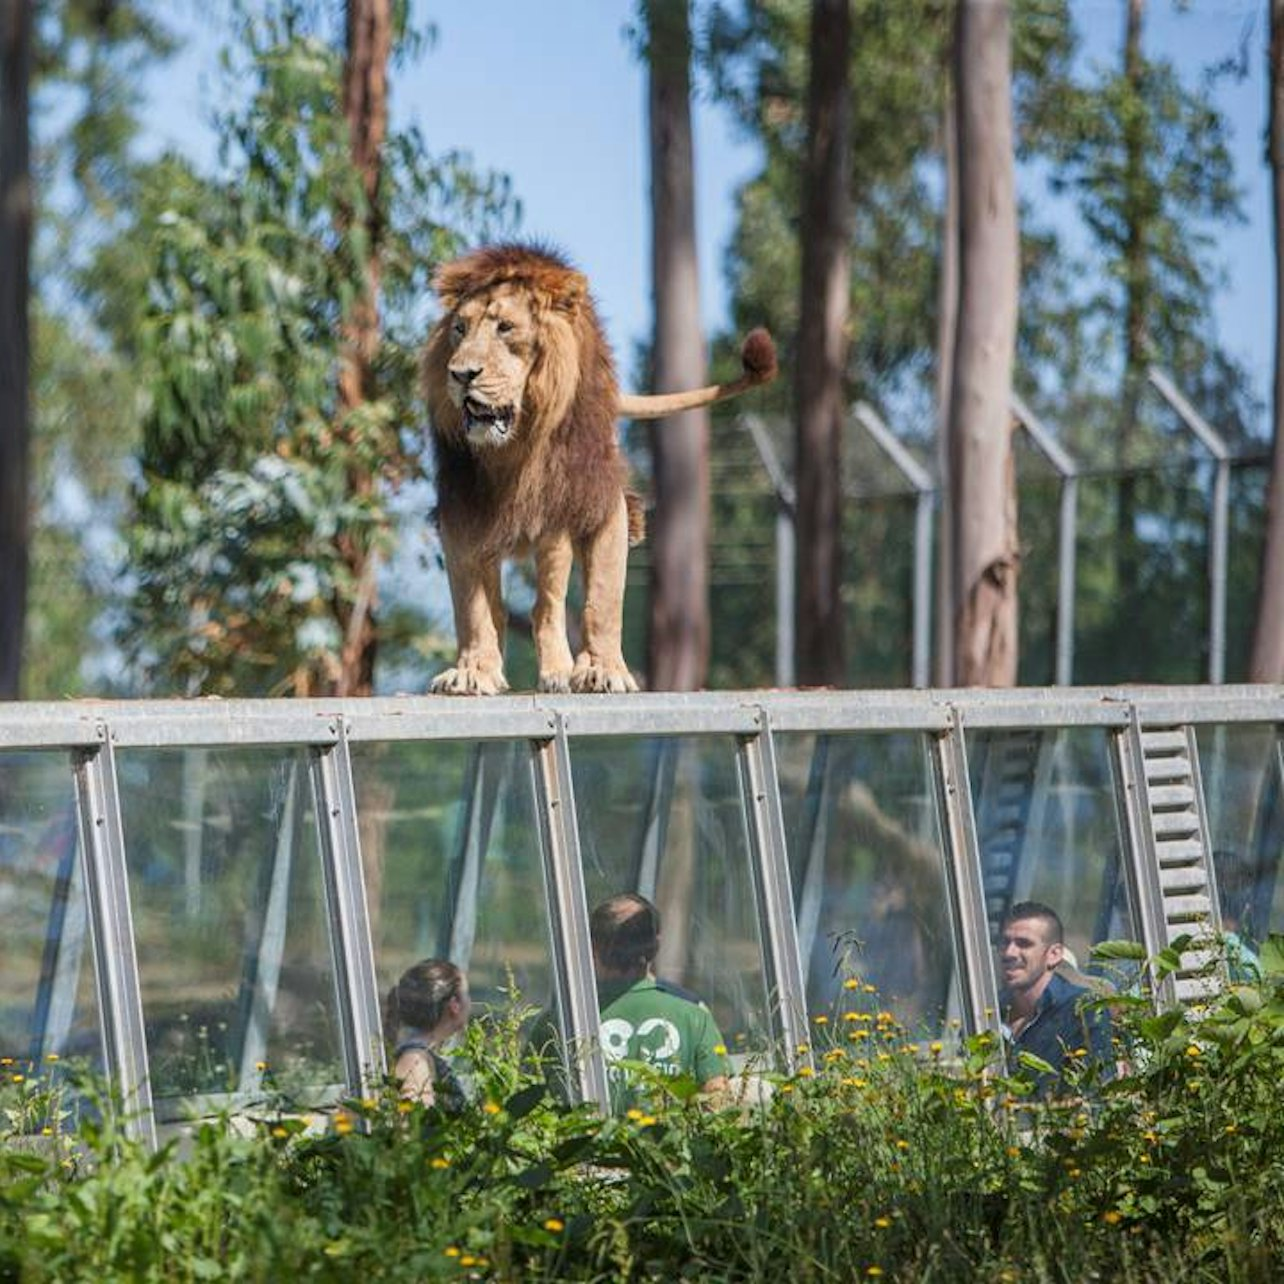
[551,270,588,315]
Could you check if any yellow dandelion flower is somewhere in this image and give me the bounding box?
[626,1107,645,1121]
[798,1066,816,1078]
[1225,1123,1238,1134]
[843,978,860,990]
[45,1053,59,1063]
[544,1218,565,1233]
[639,1114,658,1126]
[929,1041,944,1055]
[360,1097,377,1111]
[874,1216,891,1229]
[1068,1167,1081,1179]
[1185,1045,1201,1058]
[895,1139,909,1151]
[867,1268,884,1278]
[849,1030,870,1041]
[813,1015,829,1025]
[483,1100,501,1115]
[903,1043,919,1055]
[431,1157,451,1170]
[11,1074,24,1084]
[779,1083,794,1094]
[863,984,877,994]
[1103,1211,1122,1226]
[40,1126,53,1137]
[255,1060,268,1072]
[397,1101,413,1115]
[0,1057,11,1066]
[843,1012,860,1023]
[460,1255,477,1267]
[713,1044,727,1056]
[271,1126,289,1139]
[334,1116,353,1135]
[795,1043,810,1055]
[445,1247,461,1258]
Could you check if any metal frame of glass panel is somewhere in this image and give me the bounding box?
[2,684,1281,1147]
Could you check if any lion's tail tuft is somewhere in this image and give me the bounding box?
[740,328,778,384]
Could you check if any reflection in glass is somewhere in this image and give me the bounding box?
[0,752,101,1080]
[570,737,771,1065]
[968,728,1137,988]
[118,748,340,1102]
[777,734,959,1038]
[1197,724,1284,955]
[350,741,556,1055]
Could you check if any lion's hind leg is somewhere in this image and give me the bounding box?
[430,528,509,696]
[533,531,576,693]
[570,494,639,694]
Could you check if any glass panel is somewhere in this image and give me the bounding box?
[570,736,771,1068]
[350,740,555,1075]
[1197,724,1284,962]
[0,751,102,1125]
[777,733,960,1040]
[117,748,341,1104]
[967,727,1139,988]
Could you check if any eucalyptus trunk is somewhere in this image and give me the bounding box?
[948,0,1020,687]
[334,0,391,698]
[645,0,710,693]
[0,0,32,699]
[935,46,959,689]
[1250,0,1284,682]
[794,0,851,688]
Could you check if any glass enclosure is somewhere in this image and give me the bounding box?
[116,747,341,1107]
[0,752,102,1073]
[0,686,1276,1144]
[777,732,960,1039]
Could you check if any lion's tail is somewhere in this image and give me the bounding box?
[625,492,646,546]
[616,328,778,421]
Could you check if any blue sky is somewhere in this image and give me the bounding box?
[145,0,1274,426]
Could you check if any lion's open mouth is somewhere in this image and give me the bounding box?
[463,396,515,442]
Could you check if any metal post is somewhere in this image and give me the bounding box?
[1146,368,1230,686]
[854,403,935,689]
[929,712,1002,1040]
[530,716,609,1110]
[73,731,156,1148]
[1010,393,1079,686]
[738,714,811,1071]
[311,722,384,1095]
[743,415,797,687]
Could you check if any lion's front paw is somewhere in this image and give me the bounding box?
[537,669,574,694]
[430,663,509,696]
[569,657,638,694]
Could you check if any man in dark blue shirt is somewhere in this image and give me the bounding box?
[998,901,1114,1098]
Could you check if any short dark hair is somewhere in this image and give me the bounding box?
[1002,901,1064,944]
[591,893,660,974]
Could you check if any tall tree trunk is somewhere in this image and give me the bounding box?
[935,40,959,689]
[0,0,32,700]
[645,0,710,693]
[1117,0,1147,611]
[333,0,391,698]
[794,0,851,688]
[949,0,1020,687]
[1250,0,1284,682]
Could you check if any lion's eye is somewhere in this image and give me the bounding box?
[496,319,515,335]
[451,318,465,337]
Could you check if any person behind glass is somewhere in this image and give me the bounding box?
[998,901,1114,1098]
[591,893,730,1113]
[383,958,470,1112]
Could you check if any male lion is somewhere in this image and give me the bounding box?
[424,243,776,696]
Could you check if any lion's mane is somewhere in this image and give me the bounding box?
[423,243,643,558]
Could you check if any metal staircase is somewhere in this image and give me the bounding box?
[973,730,1046,942]
[1129,722,1222,1002]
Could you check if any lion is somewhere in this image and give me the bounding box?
[423,242,777,696]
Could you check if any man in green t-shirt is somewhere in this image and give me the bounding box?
[590,893,730,1113]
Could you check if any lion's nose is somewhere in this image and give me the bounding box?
[450,364,481,387]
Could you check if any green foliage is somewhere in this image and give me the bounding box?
[6,948,1284,1280]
